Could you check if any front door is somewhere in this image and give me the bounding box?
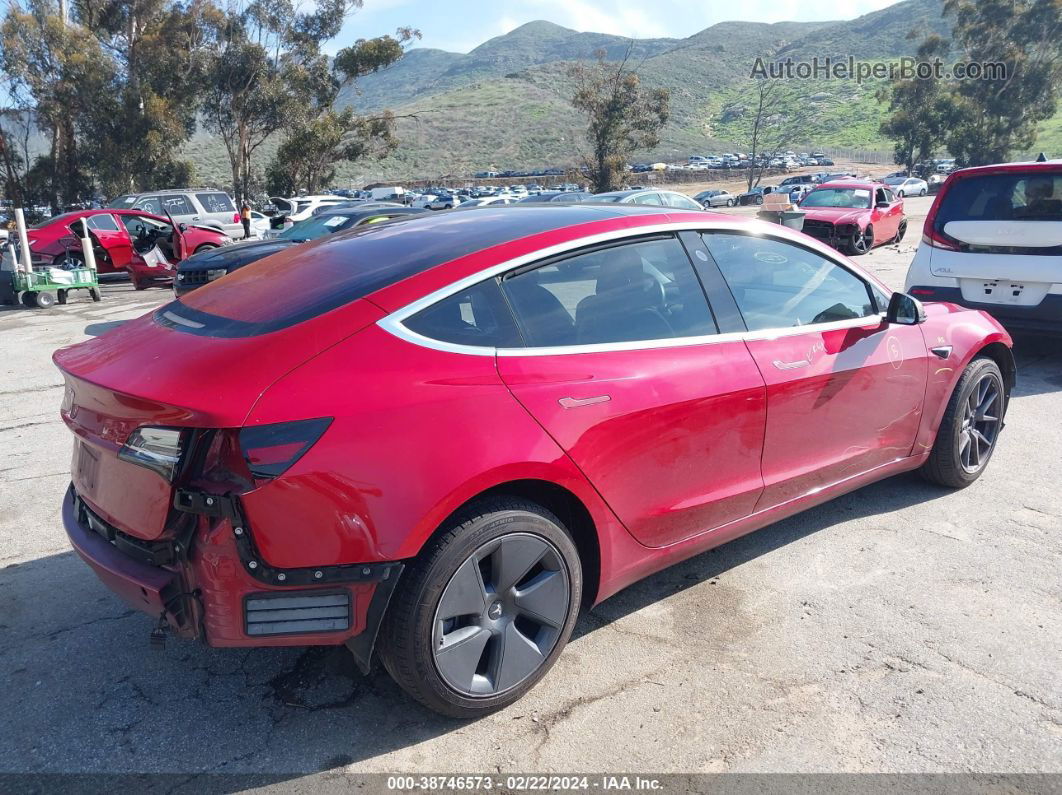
[495,235,767,548]
[700,231,929,509]
[871,186,902,243]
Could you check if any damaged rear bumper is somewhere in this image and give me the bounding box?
[61,483,402,671]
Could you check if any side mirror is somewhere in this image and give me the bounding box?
[887,291,927,325]
[178,223,188,232]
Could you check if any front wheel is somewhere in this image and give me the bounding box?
[194,244,219,255]
[919,188,927,197]
[726,199,734,207]
[846,225,873,255]
[921,357,1005,488]
[378,497,582,718]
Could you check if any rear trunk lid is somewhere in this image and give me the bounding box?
[55,298,383,540]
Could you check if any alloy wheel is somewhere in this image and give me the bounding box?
[431,533,570,697]
[852,226,872,254]
[959,372,1002,473]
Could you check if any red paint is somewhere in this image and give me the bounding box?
[26,208,228,282]
[52,208,1012,650]
[799,180,905,249]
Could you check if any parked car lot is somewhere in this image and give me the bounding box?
[0,191,1059,774]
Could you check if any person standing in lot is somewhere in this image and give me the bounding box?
[241,203,252,239]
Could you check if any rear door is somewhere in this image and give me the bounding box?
[701,231,929,508]
[494,234,767,548]
[72,213,132,271]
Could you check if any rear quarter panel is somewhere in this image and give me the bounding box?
[242,325,632,592]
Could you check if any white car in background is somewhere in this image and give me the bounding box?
[266,195,347,236]
[247,211,271,239]
[904,161,1062,335]
[411,194,438,209]
[456,196,515,209]
[884,176,929,197]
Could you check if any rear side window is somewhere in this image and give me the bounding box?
[405,279,520,347]
[500,236,717,347]
[937,172,1062,224]
[86,214,119,232]
[703,232,874,331]
[663,192,704,210]
[195,192,236,214]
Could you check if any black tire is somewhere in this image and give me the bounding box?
[20,292,35,308]
[57,289,68,305]
[32,290,56,308]
[726,199,734,207]
[755,195,764,205]
[893,219,908,244]
[90,287,102,302]
[921,357,1006,488]
[919,188,927,197]
[846,224,873,255]
[194,244,218,254]
[377,497,582,718]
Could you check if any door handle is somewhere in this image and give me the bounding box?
[772,359,810,371]
[558,395,611,409]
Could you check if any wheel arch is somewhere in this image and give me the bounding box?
[975,340,1016,399]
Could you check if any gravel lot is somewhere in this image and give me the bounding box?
[1,197,1060,778]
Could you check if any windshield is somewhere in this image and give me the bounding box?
[278,214,353,242]
[801,188,872,209]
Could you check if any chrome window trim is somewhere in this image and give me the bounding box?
[376,219,887,358]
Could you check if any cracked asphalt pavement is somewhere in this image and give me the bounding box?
[1,200,1060,776]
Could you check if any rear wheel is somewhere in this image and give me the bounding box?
[754,195,764,205]
[378,497,582,718]
[919,188,927,197]
[893,219,908,244]
[20,292,35,307]
[726,198,734,207]
[921,357,1005,488]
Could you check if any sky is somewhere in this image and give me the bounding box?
[331,0,902,55]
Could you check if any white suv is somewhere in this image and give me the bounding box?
[904,161,1062,334]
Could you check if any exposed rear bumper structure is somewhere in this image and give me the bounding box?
[62,483,403,670]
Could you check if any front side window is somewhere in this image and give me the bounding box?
[161,195,196,216]
[404,279,519,347]
[632,192,662,206]
[500,236,716,347]
[702,232,875,331]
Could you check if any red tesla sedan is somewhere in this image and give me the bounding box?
[28,209,229,289]
[54,206,1014,716]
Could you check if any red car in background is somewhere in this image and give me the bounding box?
[798,180,907,255]
[54,206,1013,717]
[28,209,229,289]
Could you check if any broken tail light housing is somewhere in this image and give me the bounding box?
[119,426,186,481]
[239,418,332,480]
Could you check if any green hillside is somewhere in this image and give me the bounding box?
[177,0,1060,188]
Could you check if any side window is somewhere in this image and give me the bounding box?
[632,192,661,205]
[404,279,520,347]
[663,192,703,210]
[161,195,195,216]
[135,197,162,214]
[875,188,889,205]
[871,283,892,314]
[500,236,717,347]
[86,214,119,232]
[195,192,236,214]
[702,232,875,331]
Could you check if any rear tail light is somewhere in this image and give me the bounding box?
[921,175,958,250]
[239,418,331,480]
[119,426,186,481]
[909,287,936,296]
